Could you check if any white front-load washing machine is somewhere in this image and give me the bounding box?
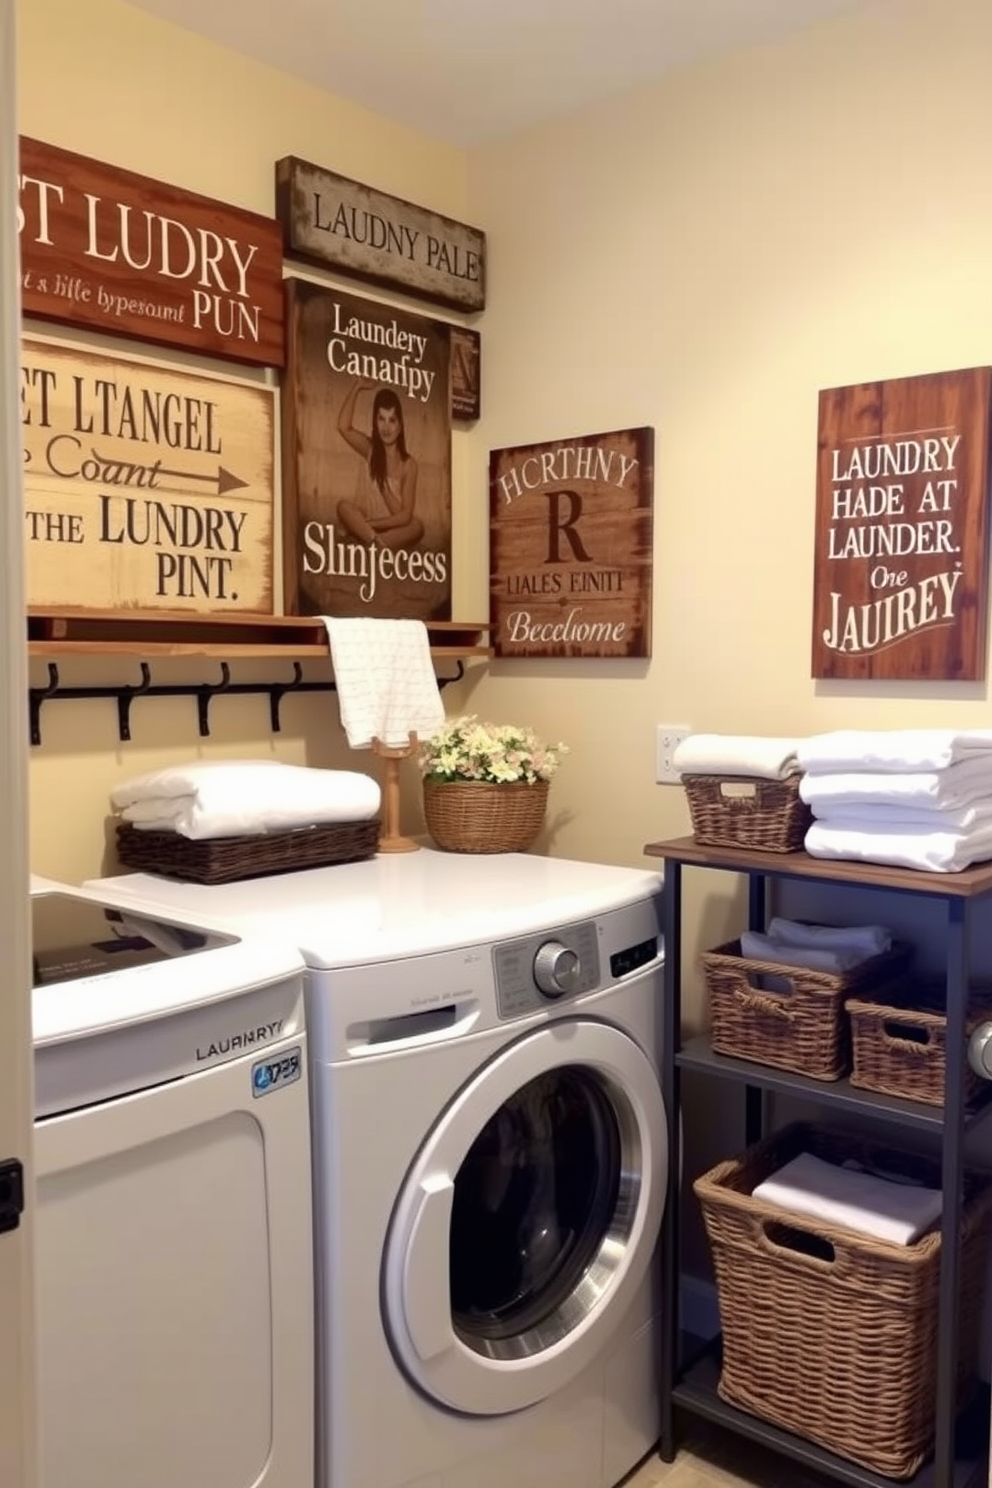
[30,881,314,1488]
[86,850,668,1488]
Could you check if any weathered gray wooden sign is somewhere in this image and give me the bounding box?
[276,156,486,314]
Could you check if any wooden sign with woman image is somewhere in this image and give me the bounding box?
[281,279,452,620]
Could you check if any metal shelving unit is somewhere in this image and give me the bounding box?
[643,835,992,1488]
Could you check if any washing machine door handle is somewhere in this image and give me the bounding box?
[402,1171,455,1362]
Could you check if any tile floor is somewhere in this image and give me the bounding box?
[622,1421,832,1488]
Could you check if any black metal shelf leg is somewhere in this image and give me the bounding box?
[745,870,768,1145]
[935,895,969,1488]
[659,858,683,1463]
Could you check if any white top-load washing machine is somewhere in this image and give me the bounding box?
[30,882,314,1488]
[85,850,669,1488]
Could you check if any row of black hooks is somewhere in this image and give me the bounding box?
[28,660,465,747]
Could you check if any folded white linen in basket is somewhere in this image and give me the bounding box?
[753,1152,942,1247]
[672,734,802,780]
[805,818,992,873]
[800,756,992,813]
[798,729,992,776]
[739,932,868,974]
[321,616,445,750]
[765,917,891,957]
[111,760,381,839]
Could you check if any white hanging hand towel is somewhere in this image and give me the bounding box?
[321,616,445,750]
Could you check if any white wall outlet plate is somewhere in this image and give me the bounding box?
[656,724,691,784]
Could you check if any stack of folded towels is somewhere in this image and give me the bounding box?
[798,729,992,873]
[111,759,382,840]
[752,1149,942,1246]
[672,734,802,781]
[739,916,891,975]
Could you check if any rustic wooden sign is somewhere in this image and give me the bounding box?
[812,367,992,680]
[275,156,486,314]
[21,335,275,613]
[450,326,481,422]
[489,427,654,659]
[281,279,452,622]
[18,137,285,367]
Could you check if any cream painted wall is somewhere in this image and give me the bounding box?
[17,0,475,884]
[460,0,992,1026]
[19,0,992,971]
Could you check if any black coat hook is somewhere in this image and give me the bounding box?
[268,662,305,733]
[116,663,153,743]
[196,663,232,738]
[29,663,60,747]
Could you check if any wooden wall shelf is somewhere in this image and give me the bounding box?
[27,608,492,660]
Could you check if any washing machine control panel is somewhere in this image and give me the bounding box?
[493,920,601,1017]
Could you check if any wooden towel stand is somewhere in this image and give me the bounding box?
[371,733,421,853]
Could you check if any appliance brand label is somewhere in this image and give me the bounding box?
[251,1047,302,1098]
[195,1018,284,1063]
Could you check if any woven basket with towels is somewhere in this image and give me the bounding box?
[673,734,811,853]
[110,759,382,882]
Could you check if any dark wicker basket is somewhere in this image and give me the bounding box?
[701,936,912,1081]
[683,773,812,853]
[847,976,992,1109]
[695,1122,992,1479]
[423,778,549,853]
[116,817,380,884]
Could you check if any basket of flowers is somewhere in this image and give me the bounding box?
[419,715,567,853]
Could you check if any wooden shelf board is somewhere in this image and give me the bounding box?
[28,641,332,659]
[644,835,992,899]
[26,608,492,661]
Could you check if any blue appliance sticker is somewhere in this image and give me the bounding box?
[251,1046,303,1098]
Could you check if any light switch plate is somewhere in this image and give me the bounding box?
[656,724,691,784]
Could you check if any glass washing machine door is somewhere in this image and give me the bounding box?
[381,1019,667,1416]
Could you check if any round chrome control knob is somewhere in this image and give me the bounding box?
[969,1021,992,1081]
[534,941,581,998]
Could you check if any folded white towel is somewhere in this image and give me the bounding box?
[766,917,891,956]
[321,617,445,750]
[812,802,992,833]
[805,818,992,873]
[112,761,381,840]
[753,1152,942,1247]
[672,734,802,780]
[800,757,992,812]
[111,760,282,805]
[799,729,992,776]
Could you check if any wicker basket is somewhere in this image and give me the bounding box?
[701,936,912,1081]
[423,778,549,854]
[683,773,812,853]
[695,1122,992,1479]
[116,817,380,884]
[847,976,992,1109]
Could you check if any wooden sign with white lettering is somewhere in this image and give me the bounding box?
[275,156,486,314]
[812,367,992,680]
[281,280,452,621]
[22,335,275,613]
[19,137,285,367]
[490,427,654,659]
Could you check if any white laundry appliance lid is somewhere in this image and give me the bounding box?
[84,849,664,968]
[30,886,305,1048]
